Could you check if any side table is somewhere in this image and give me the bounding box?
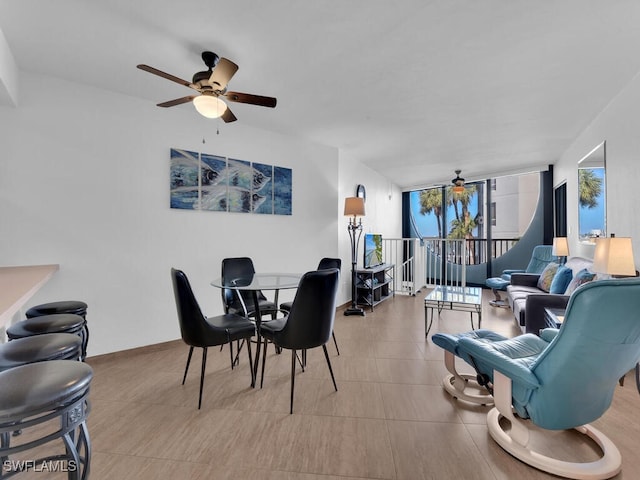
[543,307,565,329]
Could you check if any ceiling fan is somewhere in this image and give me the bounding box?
[137,51,277,123]
[451,170,466,193]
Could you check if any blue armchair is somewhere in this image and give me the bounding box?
[454,278,640,479]
[486,245,557,307]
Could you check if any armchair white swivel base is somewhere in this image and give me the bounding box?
[487,371,622,480]
[432,330,508,406]
[442,350,494,406]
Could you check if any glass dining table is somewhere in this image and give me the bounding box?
[210,273,301,387]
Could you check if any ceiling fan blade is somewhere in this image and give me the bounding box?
[224,91,277,108]
[137,64,197,90]
[157,96,197,108]
[222,107,237,123]
[208,58,239,91]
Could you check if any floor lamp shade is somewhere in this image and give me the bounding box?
[344,197,365,218]
[593,237,636,276]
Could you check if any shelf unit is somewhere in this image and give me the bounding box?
[354,263,395,311]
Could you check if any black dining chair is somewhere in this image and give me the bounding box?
[220,257,278,368]
[171,268,255,409]
[260,268,340,414]
[279,257,341,356]
[221,257,278,319]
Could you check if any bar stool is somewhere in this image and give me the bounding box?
[25,301,89,360]
[0,360,93,479]
[6,314,88,361]
[0,333,82,372]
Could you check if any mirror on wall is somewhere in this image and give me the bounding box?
[578,141,606,244]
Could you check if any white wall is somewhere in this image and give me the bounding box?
[0,73,346,356]
[338,153,403,303]
[0,28,18,106]
[554,71,640,267]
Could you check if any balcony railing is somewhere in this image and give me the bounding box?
[381,237,519,294]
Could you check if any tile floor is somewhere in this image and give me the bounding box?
[35,290,640,479]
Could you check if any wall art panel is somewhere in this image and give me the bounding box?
[200,153,228,211]
[252,162,273,214]
[170,148,200,210]
[226,158,252,213]
[170,148,291,216]
[274,166,293,215]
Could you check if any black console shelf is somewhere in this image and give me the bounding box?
[354,263,395,311]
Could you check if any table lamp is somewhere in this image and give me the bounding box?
[552,237,569,265]
[344,197,365,316]
[592,235,636,277]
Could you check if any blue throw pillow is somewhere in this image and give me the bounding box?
[549,265,573,294]
[564,268,596,295]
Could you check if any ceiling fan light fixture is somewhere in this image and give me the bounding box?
[193,95,227,118]
[451,169,465,193]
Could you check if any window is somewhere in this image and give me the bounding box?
[491,202,496,226]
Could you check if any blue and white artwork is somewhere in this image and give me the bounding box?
[170,148,292,216]
[170,149,200,210]
[200,154,228,212]
[227,158,252,213]
[273,166,293,215]
[252,163,273,214]
[227,158,253,190]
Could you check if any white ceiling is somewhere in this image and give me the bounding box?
[2,0,640,190]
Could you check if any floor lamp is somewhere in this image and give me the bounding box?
[344,197,365,316]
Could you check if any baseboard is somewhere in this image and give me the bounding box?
[87,305,351,364]
[86,339,183,365]
[336,301,351,311]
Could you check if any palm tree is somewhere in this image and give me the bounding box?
[419,188,443,237]
[449,213,477,239]
[447,185,477,239]
[579,169,603,209]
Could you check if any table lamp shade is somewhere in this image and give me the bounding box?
[592,237,636,276]
[552,237,569,257]
[344,197,365,217]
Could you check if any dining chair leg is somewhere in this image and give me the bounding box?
[220,340,242,368]
[322,344,338,392]
[290,348,297,414]
[228,337,235,370]
[332,331,340,355]
[245,336,255,387]
[260,337,269,388]
[182,346,194,385]
[198,347,208,409]
[233,339,244,367]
